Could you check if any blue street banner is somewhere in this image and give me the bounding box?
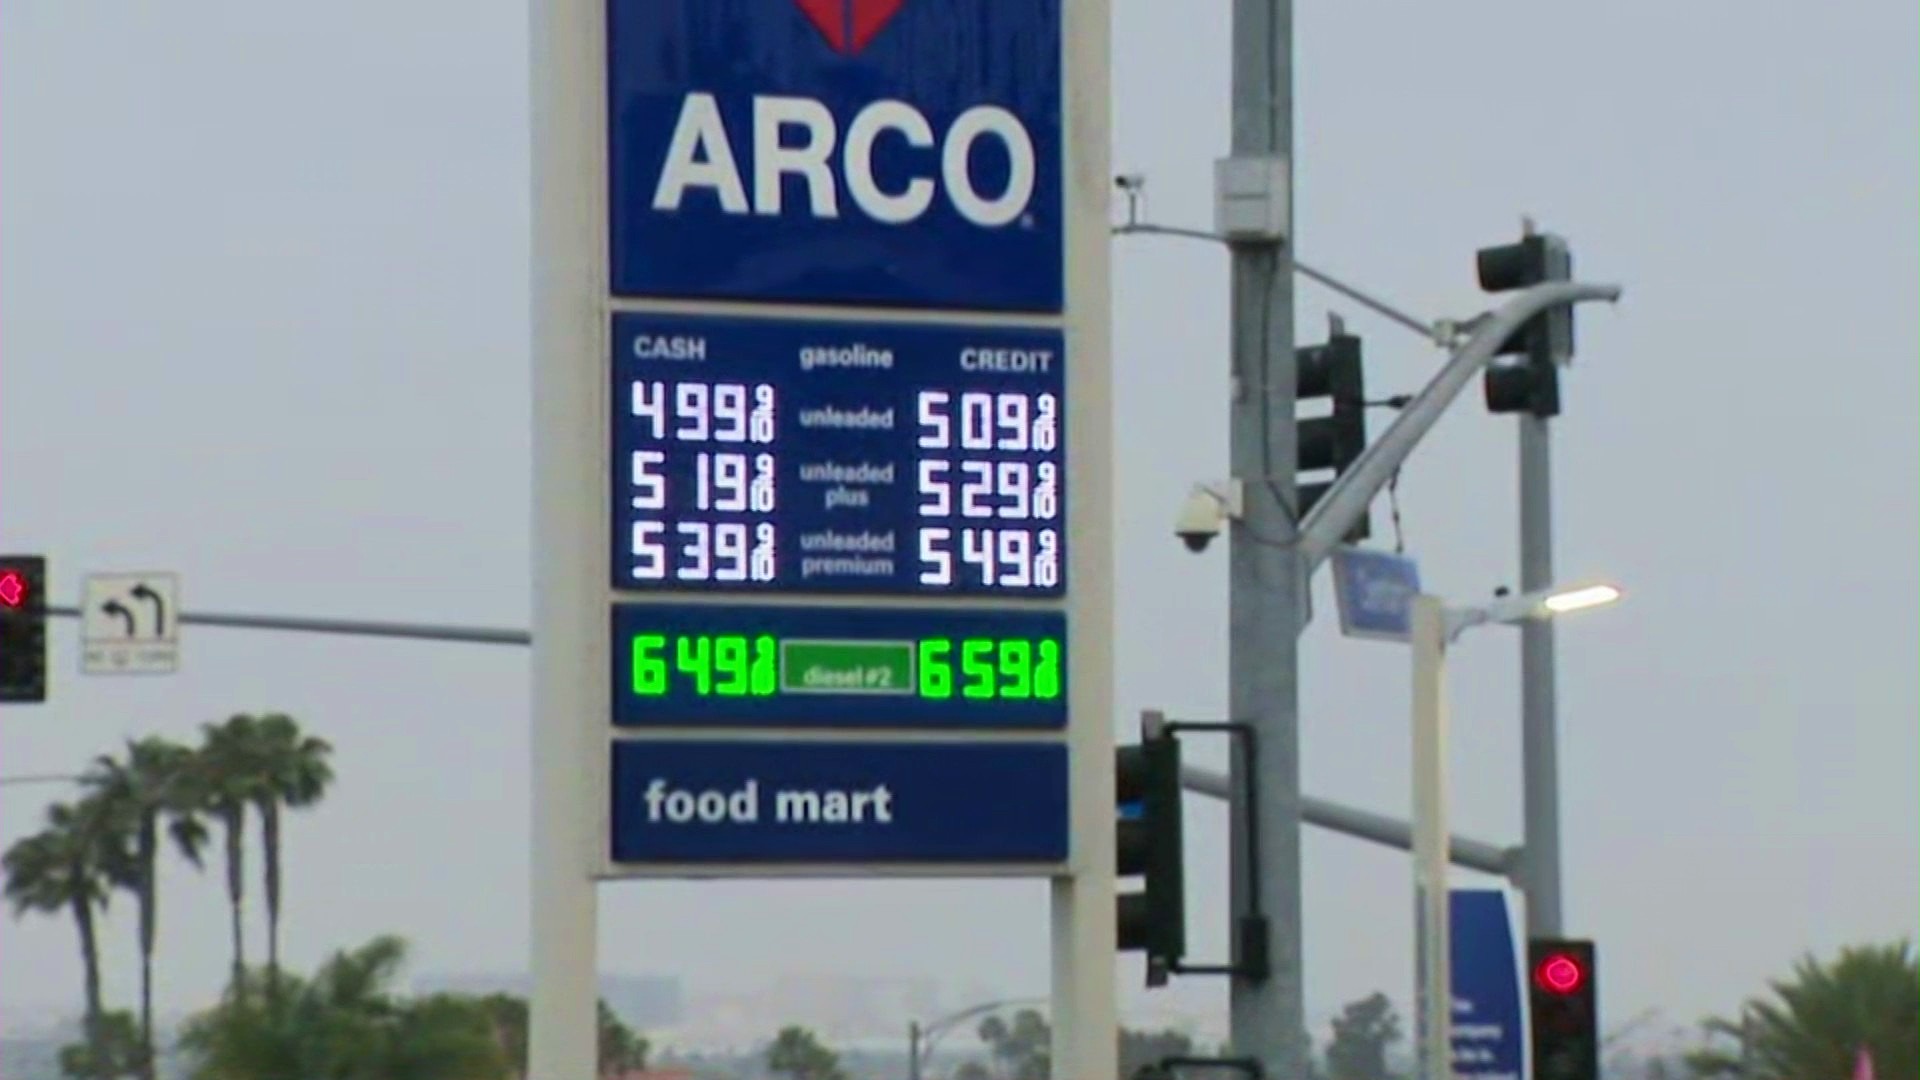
[1331,546,1422,642]
[1451,888,1527,1080]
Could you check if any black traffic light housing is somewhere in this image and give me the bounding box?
[1116,728,1185,982]
[1296,328,1369,542]
[0,555,48,704]
[1477,230,1574,418]
[1528,937,1598,1080]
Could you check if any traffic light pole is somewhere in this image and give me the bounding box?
[1221,1,1308,1076]
[1518,417,1564,937]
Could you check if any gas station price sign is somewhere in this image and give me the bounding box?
[610,313,1067,597]
[610,603,1067,730]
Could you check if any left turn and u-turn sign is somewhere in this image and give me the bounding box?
[82,573,180,675]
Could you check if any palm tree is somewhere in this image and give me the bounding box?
[85,736,209,1080]
[247,713,333,992]
[179,935,509,1080]
[2,796,131,1060]
[196,714,267,994]
[1685,940,1918,1080]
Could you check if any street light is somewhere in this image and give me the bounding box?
[1410,581,1623,1080]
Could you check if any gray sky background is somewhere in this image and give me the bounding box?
[3,0,1915,1044]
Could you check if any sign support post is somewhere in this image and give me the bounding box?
[528,0,604,1072]
[1053,2,1119,1075]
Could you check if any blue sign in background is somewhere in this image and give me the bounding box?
[606,0,1064,312]
[1331,547,1422,642]
[611,313,1068,597]
[1450,888,1526,1080]
[611,603,1068,729]
[609,739,1069,864]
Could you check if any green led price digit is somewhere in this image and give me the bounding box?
[999,639,1033,699]
[960,638,994,699]
[675,635,713,695]
[919,639,953,698]
[715,635,749,695]
[632,634,667,695]
[1034,638,1062,699]
[751,635,777,695]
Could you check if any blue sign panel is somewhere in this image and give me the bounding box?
[609,739,1068,863]
[1451,888,1526,1080]
[1331,547,1422,642]
[612,603,1067,730]
[611,313,1066,597]
[607,0,1064,312]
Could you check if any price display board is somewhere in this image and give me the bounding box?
[611,603,1067,730]
[610,313,1067,597]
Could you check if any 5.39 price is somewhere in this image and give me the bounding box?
[916,638,1062,701]
[631,521,778,583]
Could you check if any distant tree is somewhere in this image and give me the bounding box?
[973,1009,1209,1080]
[1119,1027,1195,1079]
[1684,941,1918,1080]
[767,1025,846,1080]
[478,993,529,1078]
[977,1009,1050,1080]
[1324,992,1403,1080]
[56,1009,144,1080]
[598,999,650,1078]
[952,1062,993,1080]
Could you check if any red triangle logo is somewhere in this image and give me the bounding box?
[792,0,906,54]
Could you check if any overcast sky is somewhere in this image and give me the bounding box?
[2,0,1915,1048]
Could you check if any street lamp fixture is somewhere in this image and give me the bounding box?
[1444,581,1624,639]
[1541,584,1622,615]
[1411,579,1623,1080]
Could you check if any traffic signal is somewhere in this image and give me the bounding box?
[1296,327,1369,542]
[1477,229,1574,418]
[1115,728,1185,983]
[1528,937,1598,1080]
[0,555,48,703]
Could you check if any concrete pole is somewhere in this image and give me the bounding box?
[1410,596,1453,1080]
[527,0,602,1072]
[1519,416,1563,936]
[1225,0,1307,1076]
[1050,0,1120,1076]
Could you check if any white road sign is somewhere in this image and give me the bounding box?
[82,573,180,675]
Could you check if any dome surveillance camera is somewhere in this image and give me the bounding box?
[1173,481,1242,554]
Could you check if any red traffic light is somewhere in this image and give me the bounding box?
[0,570,26,609]
[1534,951,1588,996]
